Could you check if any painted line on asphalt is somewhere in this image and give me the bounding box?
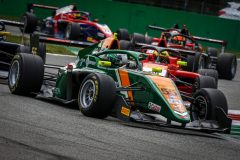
[47,53,76,57]
[229,110,240,115]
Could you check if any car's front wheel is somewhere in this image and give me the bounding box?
[78,73,116,118]
[191,88,228,121]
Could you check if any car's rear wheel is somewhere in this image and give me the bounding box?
[206,47,218,57]
[198,69,218,85]
[116,28,130,40]
[131,33,145,44]
[217,53,237,80]
[193,75,217,92]
[8,53,44,95]
[22,12,38,34]
[119,40,134,50]
[185,52,204,72]
[65,22,82,40]
[78,73,116,118]
[16,43,46,63]
[145,36,153,44]
[191,88,228,121]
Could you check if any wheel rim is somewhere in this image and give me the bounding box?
[79,79,96,109]
[231,59,237,77]
[192,95,208,120]
[9,60,20,88]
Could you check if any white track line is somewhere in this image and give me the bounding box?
[229,110,240,115]
[47,53,76,57]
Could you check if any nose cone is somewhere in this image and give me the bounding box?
[147,75,190,123]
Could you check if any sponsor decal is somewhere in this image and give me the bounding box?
[161,88,177,96]
[92,76,98,102]
[168,99,181,105]
[148,102,161,113]
[121,106,130,117]
[174,110,189,119]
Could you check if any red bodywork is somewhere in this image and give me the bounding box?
[53,10,112,39]
[141,48,200,95]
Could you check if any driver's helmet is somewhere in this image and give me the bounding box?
[158,51,169,63]
[72,12,81,19]
[172,36,185,45]
[107,54,128,67]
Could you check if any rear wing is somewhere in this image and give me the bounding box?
[147,25,227,54]
[27,3,59,12]
[135,42,199,56]
[30,34,93,56]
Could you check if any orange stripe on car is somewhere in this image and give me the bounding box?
[118,69,134,103]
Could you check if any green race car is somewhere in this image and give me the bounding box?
[7,35,232,133]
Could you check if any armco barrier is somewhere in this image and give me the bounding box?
[0,0,239,51]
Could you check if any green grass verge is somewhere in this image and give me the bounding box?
[5,34,75,56]
[0,16,20,21]
[5,34,240,58]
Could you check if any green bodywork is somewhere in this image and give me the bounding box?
[54,46,190,124]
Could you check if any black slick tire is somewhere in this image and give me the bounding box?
[65,22,82,40]
[16,45,31,54]
[185,52,203,72]
[8,53,44,95]
[193,75,217,92]
[217,53,237,80]
[116,28,130,40]
[22,12,38,34]
[206,47,218,57]
[131,33,145,44]
[198,69,218,86]
[191,88,228,121]
[78,73,116,119]
[119,40,134,50]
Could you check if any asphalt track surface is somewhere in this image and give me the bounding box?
[0,54,239,160]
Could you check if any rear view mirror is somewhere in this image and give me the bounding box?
[177,61,187,66]
[152,67,162,73]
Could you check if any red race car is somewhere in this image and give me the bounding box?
[117,25,237,80]
[139,45,218,96]
[22,4,113,43]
